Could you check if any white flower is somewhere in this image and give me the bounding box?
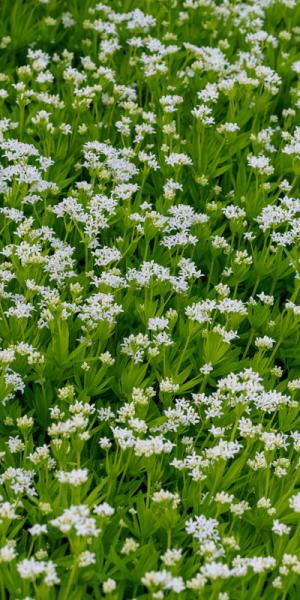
[103,578,117,594]
[121,537,139,555]
[93,503,115,518]
[78,551,96,567]
[152,489,180,509]
[159,378,179,393]
[28,524,48,536]
[161,548,182,566]
[247,153,274,176]
[255,336,275,349]
[165,152,192,167]
[272,520,291,536]
[289,492,300,512]
[200,363,213,375]
[56,468,89,486]
[0,540,17,563]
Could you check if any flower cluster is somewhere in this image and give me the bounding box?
[0,0,299,598]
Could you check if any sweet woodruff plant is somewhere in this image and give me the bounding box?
[0,0,299,598]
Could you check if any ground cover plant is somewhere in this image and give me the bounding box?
[0,0,299,598]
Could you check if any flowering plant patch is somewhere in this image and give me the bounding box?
[0,0,299,598]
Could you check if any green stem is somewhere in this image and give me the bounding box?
[62,562,77,600]
[146,471,151,509]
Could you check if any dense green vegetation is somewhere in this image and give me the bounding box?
[0,0,299,598]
